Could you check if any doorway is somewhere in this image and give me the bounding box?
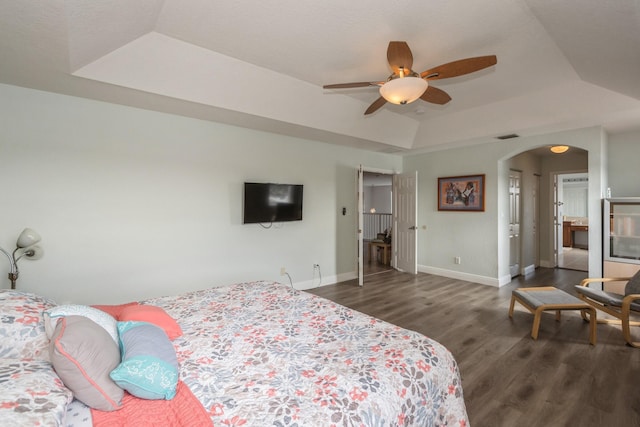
[362,171,394,276]
[555,172,589,271]
[509,169,522,277]
[503,146,589,283]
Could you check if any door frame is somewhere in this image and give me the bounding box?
[356,166,402,285]
[357,166,364,286]
[509,169,522,277]
[553,170,589,269]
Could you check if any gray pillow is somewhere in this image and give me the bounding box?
[624,269,640,296]
[49,315,123,411]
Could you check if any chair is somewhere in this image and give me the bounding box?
[372,232,391,265]
[574,272,640,348]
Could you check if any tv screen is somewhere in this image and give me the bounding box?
[243,182,303,224]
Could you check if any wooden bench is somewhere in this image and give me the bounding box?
[509,286,597,345]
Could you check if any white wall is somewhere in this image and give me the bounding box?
[404,142,503,284]
[608,130,640,197]
[0,84,401,303]
[404,126,606,286]
[2,84,632,299]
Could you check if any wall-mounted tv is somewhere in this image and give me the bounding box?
[243,182,303,224]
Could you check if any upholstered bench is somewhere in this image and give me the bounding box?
[509,286,597,345]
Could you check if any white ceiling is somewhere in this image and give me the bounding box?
[1,0,639,153]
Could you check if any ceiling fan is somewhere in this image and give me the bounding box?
[323,41,497,115]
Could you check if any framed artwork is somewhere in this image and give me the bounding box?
[438,174,485,212]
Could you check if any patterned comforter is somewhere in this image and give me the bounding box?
[142,281,469,426]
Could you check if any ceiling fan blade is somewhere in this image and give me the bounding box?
[323,82,382,89]
[364,96,387,115]
[387,41,413,75]
[420,86,452,105]
[420,55,497,80]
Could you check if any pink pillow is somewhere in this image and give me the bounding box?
[118,305,183,340]
[91,302,140,318]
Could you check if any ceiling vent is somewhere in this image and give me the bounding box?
[496,133,520,140]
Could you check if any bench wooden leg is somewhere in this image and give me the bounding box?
[555,310,561,321]
[587,307,597,345]
[531,308,543,340]
[509,295,516,318]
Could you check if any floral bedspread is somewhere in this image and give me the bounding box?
[145,281,469,426]
[0,358,73,426]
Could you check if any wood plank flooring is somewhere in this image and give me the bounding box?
[307,268,640,427]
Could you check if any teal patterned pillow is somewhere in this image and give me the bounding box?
[109,321,178,400]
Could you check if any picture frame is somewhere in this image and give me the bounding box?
[438,174,485,212]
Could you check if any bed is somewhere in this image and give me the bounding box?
[1,281,469,426]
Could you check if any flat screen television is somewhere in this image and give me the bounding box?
[243,182,303,224]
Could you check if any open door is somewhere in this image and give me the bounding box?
[553,173,564,267]
[394,172,418,274]
[509,170,522,277]
[357,166,364,286]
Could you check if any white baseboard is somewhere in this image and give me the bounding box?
[498,274,512,287]
[295,267,520,290]
[293,271,357,291]
[418,265,502,287]
[522,264,537,276]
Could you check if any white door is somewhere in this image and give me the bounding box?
[394,172,417,274]
[357,166,364,286]
[509,170,521,277]
[553,174,564,267]
[533,173,541,267]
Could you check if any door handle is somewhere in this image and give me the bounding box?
[409,226,417,230]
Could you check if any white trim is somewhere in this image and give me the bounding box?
[522,264,536,276]
[497,274,513,287]
[362,166,399,175]
[418,265,502,287]
[292,271,357,291]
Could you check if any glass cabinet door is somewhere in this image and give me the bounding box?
[606,199,640,261]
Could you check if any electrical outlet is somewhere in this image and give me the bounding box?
[280,267,286,276]
[454,257,461,265]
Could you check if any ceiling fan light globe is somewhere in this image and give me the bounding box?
[379,77,428,105]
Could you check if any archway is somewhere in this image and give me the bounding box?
[497,141,599,286]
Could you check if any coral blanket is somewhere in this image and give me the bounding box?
[91,381,213,427]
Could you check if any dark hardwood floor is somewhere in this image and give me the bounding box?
[307,268,640,427]
[364,240,394,276]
